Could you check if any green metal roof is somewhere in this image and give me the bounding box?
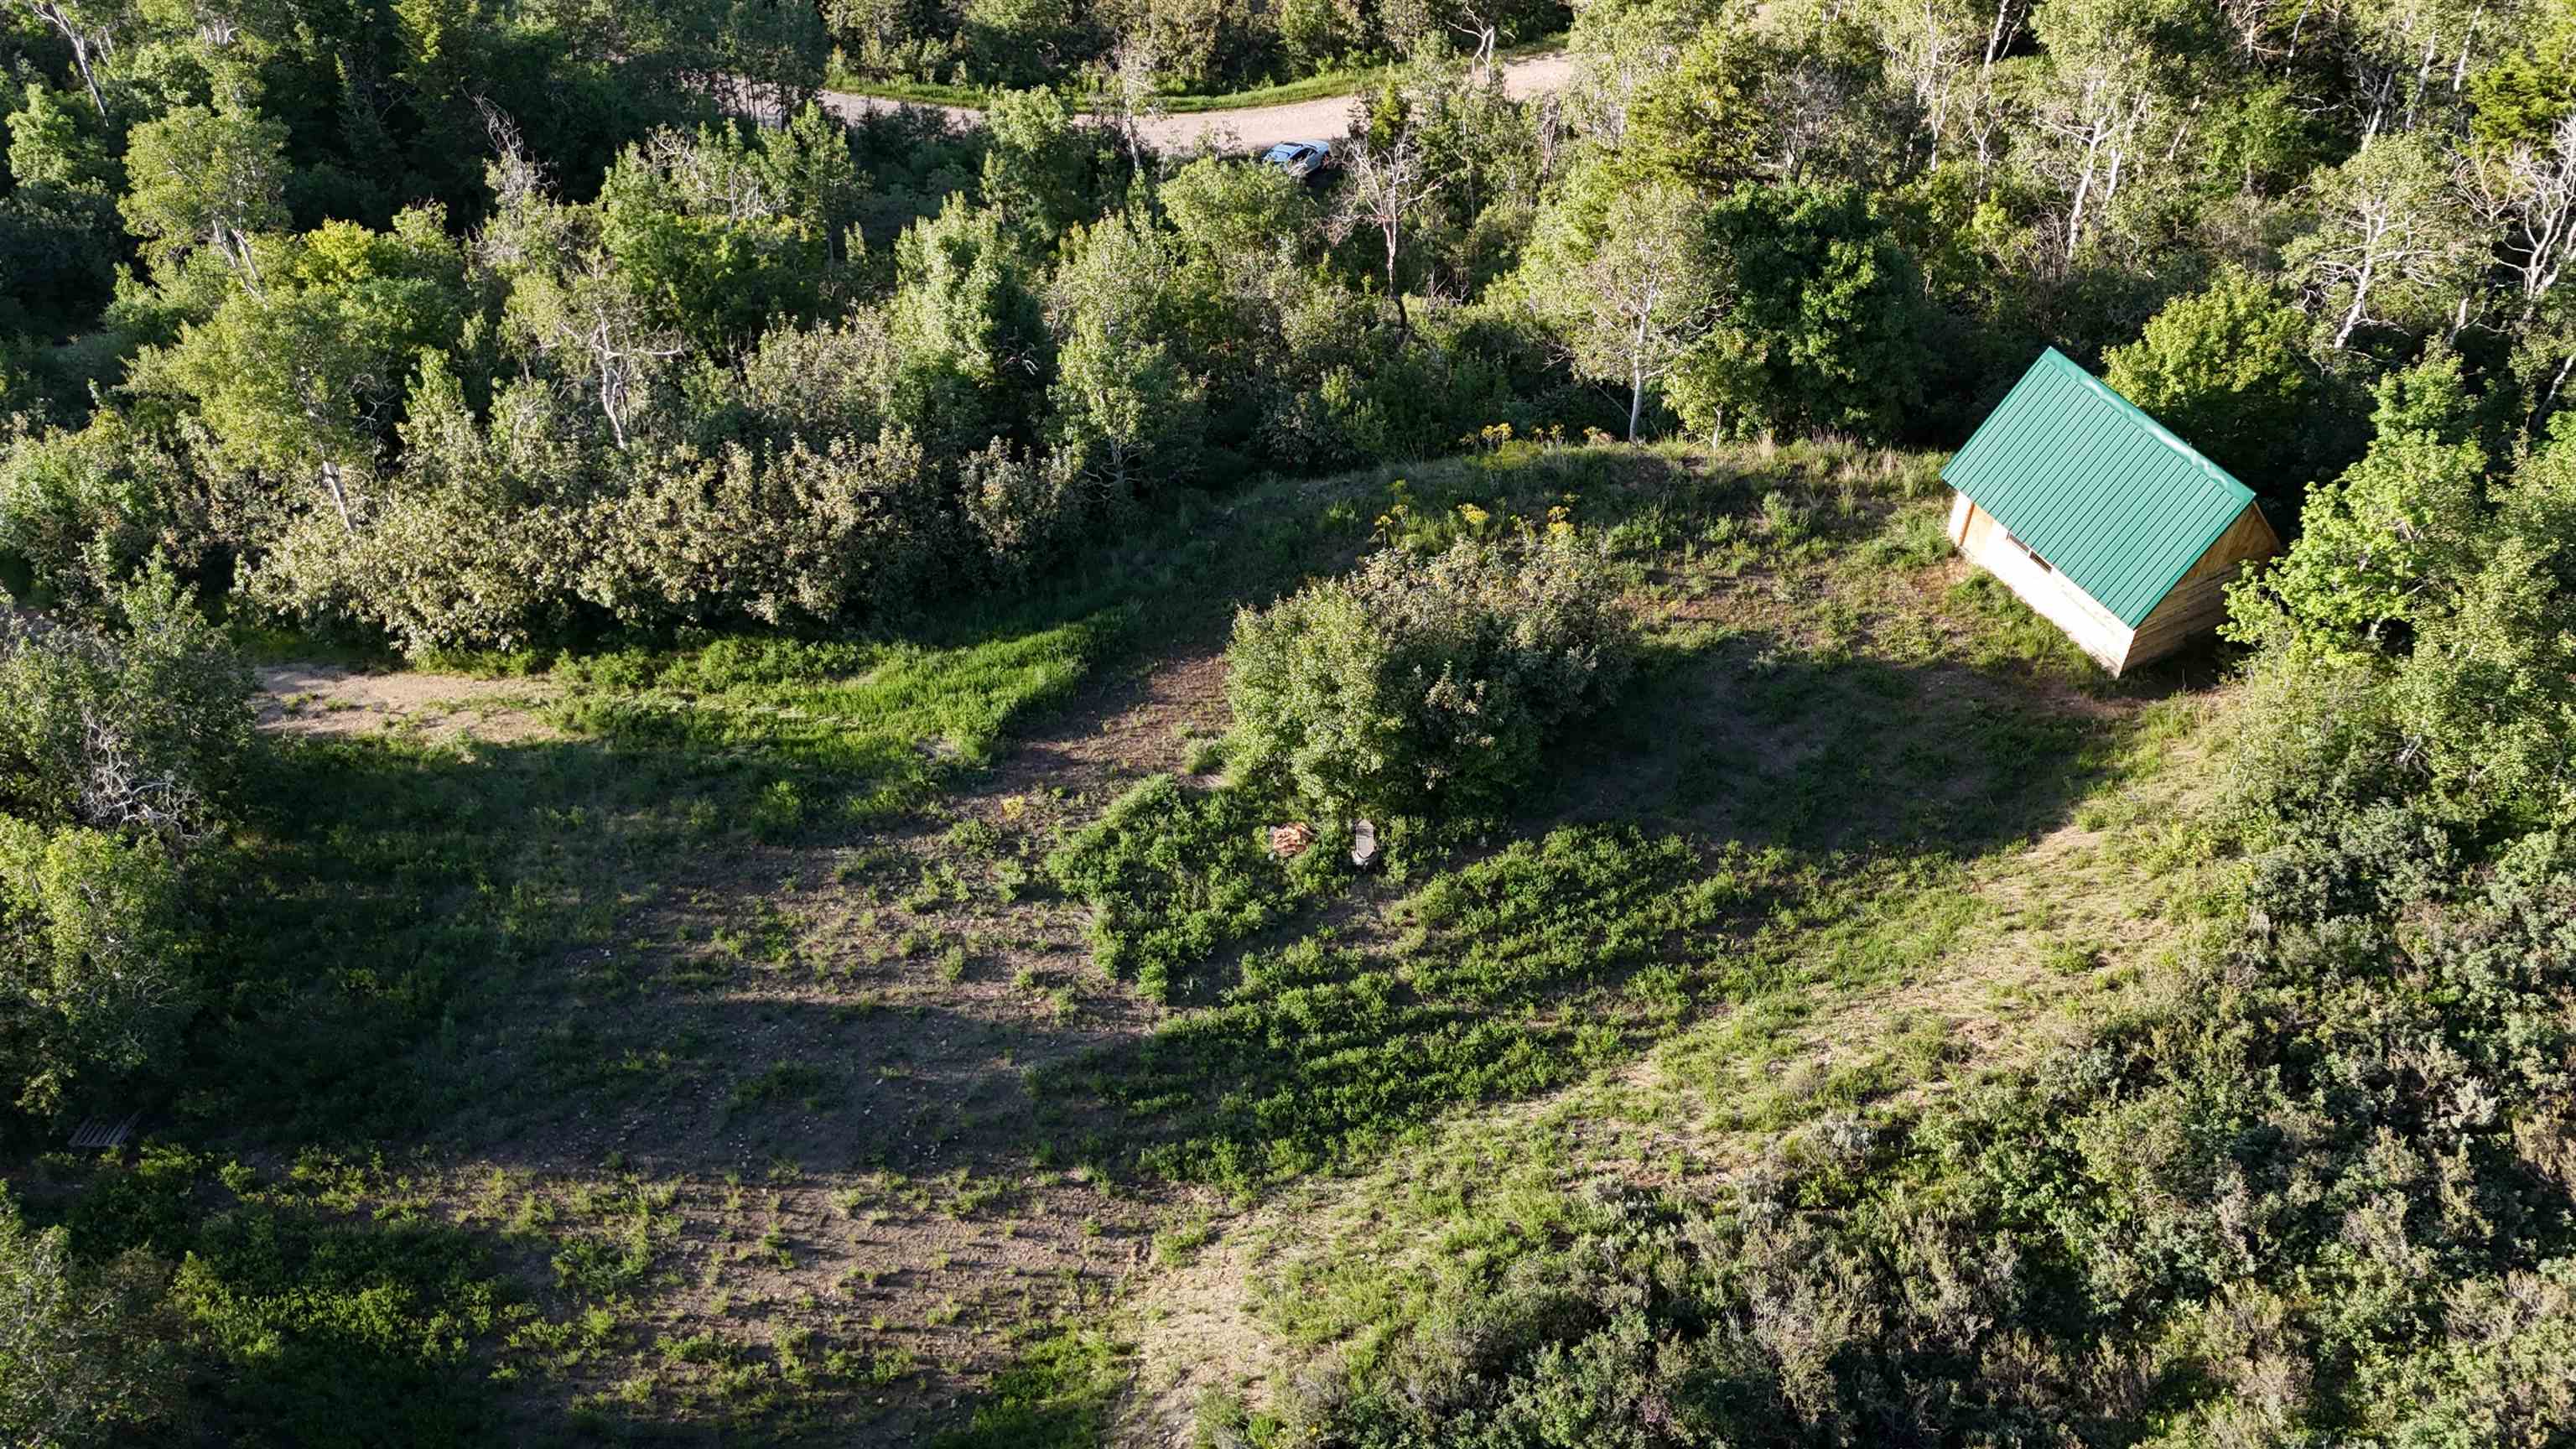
[1940,348,2259,628]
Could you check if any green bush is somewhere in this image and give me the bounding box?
[0,415,198,610]
[0,821,194,1114]
[0,564,256,841]
[0,569,247,1114]
[0,1192,182,1449]
[1045,775,1350,1001]
[1223,537,1634,820]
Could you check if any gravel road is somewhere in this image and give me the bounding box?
[818,52,1575,152]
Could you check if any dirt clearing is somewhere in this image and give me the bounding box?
[256,664,562,743]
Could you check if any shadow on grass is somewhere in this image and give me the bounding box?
[1554,626,2173,858]
[1042,620,2186,1191]
[29,1146,531,1449]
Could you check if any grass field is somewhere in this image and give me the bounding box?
[7,436,2247,1444]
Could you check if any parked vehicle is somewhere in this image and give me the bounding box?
[1259,139,1334,182]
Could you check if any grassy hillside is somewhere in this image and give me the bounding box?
[8,437,2239,1444]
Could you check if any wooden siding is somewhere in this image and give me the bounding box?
[1950,492,2135,672]
[2122,501,2279,668]
[1951,491,2281,675]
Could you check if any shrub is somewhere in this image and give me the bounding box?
[0,569,245,1114]
[1224,536,1633,819]
[0,1194,182,1449]
[0,820,195,1114]
[1044,776,1349,1001]
[579,431,951,631]
[0,564,257,841]
[0,413,198,609]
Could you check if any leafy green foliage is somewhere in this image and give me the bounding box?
[0,821,191,1114]
[1044,775,1351,1001]
[551,612,1114,814]
[174,1201,513,1445]
[0,415,195,609]
[0,565,256,839]
[1224,537,1635,819]
[0,569,249,1114]
[1054,827,1780,1187]
[930,1322,1127,1449]
[1671,181,1928,443]
[0,1192,181,1448]
[2233,349,2495,660]
[2103,263,2328,496]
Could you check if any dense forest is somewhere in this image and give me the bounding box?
[6,0,2576,1442]
[8,0,2567,652]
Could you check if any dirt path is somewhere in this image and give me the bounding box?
[819,52,1575,152]
[255,663,562,744]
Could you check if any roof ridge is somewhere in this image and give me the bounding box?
[2037,347,2256,506]
[1941,349,2263,628]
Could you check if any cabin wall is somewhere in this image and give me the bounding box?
[1949,493,2135,673]
[2122,501,2280,669]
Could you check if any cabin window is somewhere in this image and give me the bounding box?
[2005,531,2053,573]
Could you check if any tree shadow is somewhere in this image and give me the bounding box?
[1039,618,2188,1187]
[1549,626,2178,861]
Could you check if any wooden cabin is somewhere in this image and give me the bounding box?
[1942,349,2280,676]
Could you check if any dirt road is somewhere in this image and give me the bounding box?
[818,52,1575,152]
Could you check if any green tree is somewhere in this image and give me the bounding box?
[2468,0,2576,148]
[155,210,469,534]
[2287,134,2480,357]
[0,413,195,605]
[2103,266,2320,493]
[2232,349,2489,659]
[0,568,246,1113]
[1524,169,1713,440]
[1670,180,1926,442]
[117,99,290,290]
[886,198,1050,454]
[979,87,1102,239]
[6,85,116,192]
[1046,206,1211,494]
[0,1196,180,1446]
[7,0,129,119]
[599,127,828,351]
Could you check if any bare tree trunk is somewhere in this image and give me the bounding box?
[1982,0,2023,70]
[600,366,629,450]
[228,227,265,296]
[2542,349,2576,418]
[2066,118,2104,257]
[2334,250,2379,349]
[319,460,355,532]
[1386,228,1409,337]
[65,33,106,118]
[2404,33,2438,132]
[25,3,110,117]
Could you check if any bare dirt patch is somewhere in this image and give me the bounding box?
[415,637,1252,1436]
[820,52,1574,153]
[257,664,562,743]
